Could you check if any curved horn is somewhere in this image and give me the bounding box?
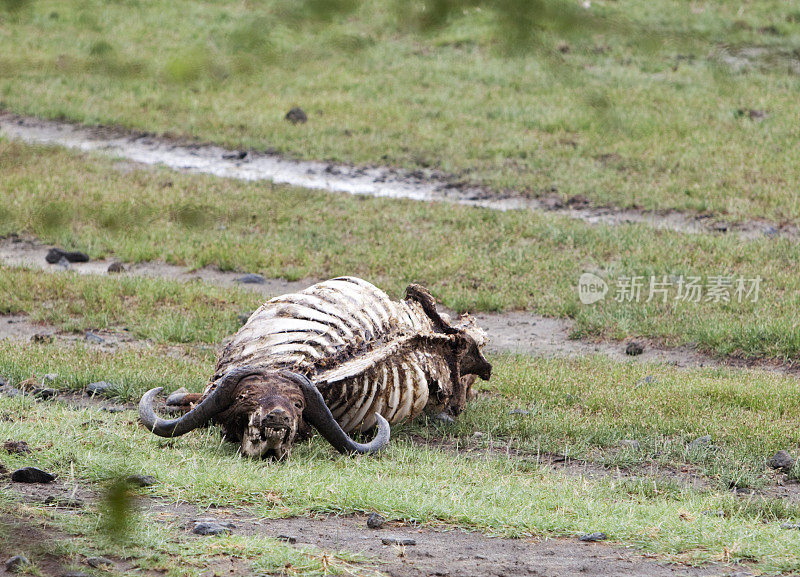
[138,367,261,437]
[282,371,391,455]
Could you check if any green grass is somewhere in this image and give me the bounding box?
[3,139,800,360]
[1,0,799,221]
[3,342,800,572]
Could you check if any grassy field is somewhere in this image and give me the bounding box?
[3,342,800,573]
[1,0,799,221]
[3,139,800,360]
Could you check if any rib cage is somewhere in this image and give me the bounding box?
[211,277,465,432]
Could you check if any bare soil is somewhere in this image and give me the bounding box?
[0,478,752,577]
[1,112,795,240]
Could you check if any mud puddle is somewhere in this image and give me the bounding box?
[4,235,799,379]
[1,112,794,240]
[0,480,748,577]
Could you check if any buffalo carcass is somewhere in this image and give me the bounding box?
[139,277,491,459]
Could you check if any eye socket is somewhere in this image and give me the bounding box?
[294,401,303,409]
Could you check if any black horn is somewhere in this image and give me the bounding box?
[138,367,261,437]
[281,371,391,455]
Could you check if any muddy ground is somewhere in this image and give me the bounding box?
[4,235,797,380]
[0,112,795,240]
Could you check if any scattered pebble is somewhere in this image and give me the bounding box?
[193,521,233,536]
[688,435,712,449]
[578,532,607,542]
[0,385,22,397]
[126,474,157,487]
[45,247,90,264]
[619,440,640,451]
[285,107,308,124]
[276,534,297,544]
[625,341,644,356]
[86,557,114,568]
[85,332,105,344]
[86,381,113,396]
[236,273,267,285]
[381,537,416,546]
[107,261,125,273]
[367,513,385,529]
[44,496,84,508]
[4,555,30,573]
[3,440,31,454]
[768,450,795,472]
[11,467,56,483]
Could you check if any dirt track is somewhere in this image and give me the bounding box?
[1,111,795,240]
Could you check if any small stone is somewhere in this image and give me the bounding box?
[235,273,266,285]
[107,261,125,273]
[0,386,22,397]
[126,474,157,487]
[276,534,297,544]
[768,450,795,472]
[101,406,124,413]
[367,513,385,529]
[5,555,30,573]
[625,341,644,356]
[44,496,84,508]
[193,522,232,535]
[472,431,484,438]
[509,409,530,416]
[45,248,90,264]
[434,412,454,423]
[222,150,247,160]
[86,557,114,568]
[85,332,105,344]
[11,466,56,483]
[578,532,607,542]
[381,537,416,546]
[619,440,640,450]
[33,387,58,400]
[3,440,31,454]
[285,107,308,124]
[86,381,113,396]
[42,373,58,383]
[688,435,712,448]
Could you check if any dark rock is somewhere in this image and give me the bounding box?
[688,435,712,448]
[107,261,125,273]
[381,537,416,546]
[11,466,56,483]
[3,440,31,454]
[0,386,22,397]
[5,555,30,573]
[86,557,114,568]
[85,332,105,344]
[625,341,644,356]
[33,387,58,400]
[86,381,113,396]
[193,522,232,536]
[126,474,157,487]
[285,107,308,124]
[235,273,266,285]
[45,248,90,264]
[276,534,297,544]
[367,513,385,529]
[768,450,795,472]
[578,532,607,542]
[44,496,84,508]
[222,150,247,160]
[619,440,640,450]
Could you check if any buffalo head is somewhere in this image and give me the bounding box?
[138,367,390,460]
